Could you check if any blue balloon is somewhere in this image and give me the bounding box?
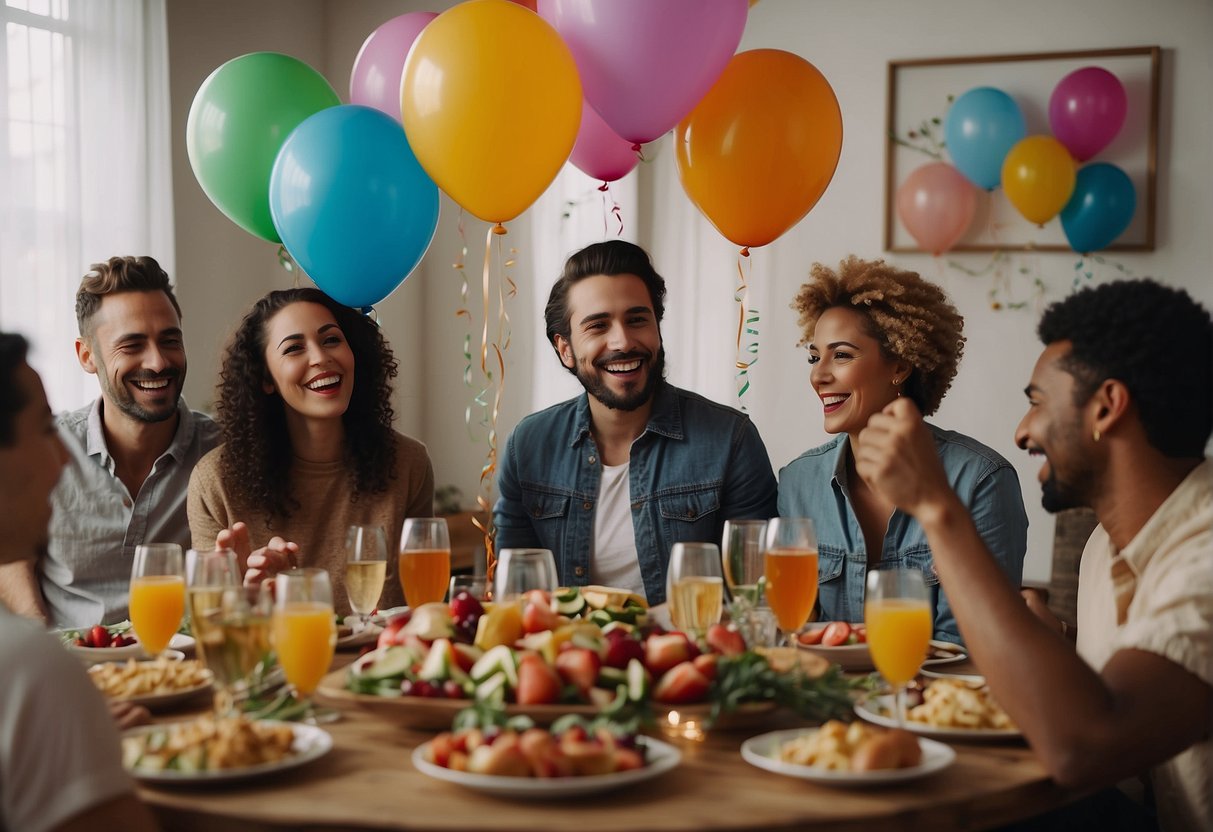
[1060,163,1136,254]
[944,87,1026,190]
[270,105,440,308]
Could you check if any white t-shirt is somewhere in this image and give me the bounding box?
[0,606,135,832]
[590,462,646,600]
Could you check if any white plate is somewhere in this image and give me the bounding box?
[855,695,1021,741]
[797,634,965,673]
[59,631,196,663]
[124,721,332,784]
[336,623,383,650]
[920,666,986,684]
[411,736,681,798]
[741,728,956,786]
[371,606,410,625]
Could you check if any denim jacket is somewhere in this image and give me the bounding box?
[777,425,1028,645]
[494,382,778,604]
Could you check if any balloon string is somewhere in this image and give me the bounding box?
[734,249,759,410]
[598,182,624,237]
[632,142,647,163]
[276,245,296,279]
[454,210,480,442]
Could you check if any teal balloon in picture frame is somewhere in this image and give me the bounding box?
[944,87,1026,190]
[269,105,440,308]
[1060,163,1136,254]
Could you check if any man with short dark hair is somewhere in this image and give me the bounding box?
[494,241,778,604]
[0,256,218,626]
[854,279,1211,831]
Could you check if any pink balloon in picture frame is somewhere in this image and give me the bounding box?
[569,98,638,183]
[1048,66,1127,162]
[350,12,439,121]
[896,162,978,256]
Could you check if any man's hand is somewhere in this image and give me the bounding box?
[854,398,956,525]
[242,536,300,588]
[108,699,150,730]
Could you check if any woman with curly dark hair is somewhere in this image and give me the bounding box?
[777,257,1026,645]
[187,288,433,615]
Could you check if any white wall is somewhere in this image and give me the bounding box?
[167,0,1213,581]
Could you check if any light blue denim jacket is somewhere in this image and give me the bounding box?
[494,382,778,604]
[777,425,1028,645]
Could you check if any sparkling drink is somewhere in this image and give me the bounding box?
[865,598,932,685]
[130,575,186,654]
[345,560,387,616]
[669,575,725,632]
[398,548,451,607]
[273,601,336,696]
[763,548,819,633]
[189,587,272,690]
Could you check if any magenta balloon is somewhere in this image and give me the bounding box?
[896,162,978,255]
[569,98,639,182]
[1048,66,1127,162]
[350,12,439,120]
[537,0,747,145]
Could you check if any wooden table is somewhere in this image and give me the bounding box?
[137,658,1080,832]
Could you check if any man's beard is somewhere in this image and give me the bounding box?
[574,346,664,412]
[1040,457,1095,513]
[96,361,182,424]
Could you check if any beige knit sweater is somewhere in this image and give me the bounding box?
[187,431,434,616]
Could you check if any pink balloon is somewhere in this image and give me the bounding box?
[569,98,638,182]
[896,162,978,255]
[537,0,747,145]
[350,12,438,120]
[1048,66,1127,162]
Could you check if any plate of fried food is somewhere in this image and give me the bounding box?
[122,716,332,783]
[88,656,213,709]
[855,678,1020,741]
[741,720,955,786]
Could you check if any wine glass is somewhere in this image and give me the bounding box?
[272,568,338,724]
[345,525,387,630]
[186,548,242,715]
[763,518,819,646]
[129,543,185,659]
[865,568,932,727]
[398,518,451,607]
[494,548,558,602]
[449,574,490,602]
[666,542,725,636]
[722,519,767,606]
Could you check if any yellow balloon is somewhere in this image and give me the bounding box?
[1001,135,1076,225]
[401,0,581,224]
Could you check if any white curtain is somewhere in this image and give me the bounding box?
[0,0,173,412]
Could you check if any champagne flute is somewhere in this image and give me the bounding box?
[398,518,451,607]
[865,568,932,727]
[272,568,338,724]
[130,543,185,659]
[666,542,725,637]
[722,519,768,606]
[186,548,241,715]
[763,518,819,647]
[345,524,387,630]
[494,548,558,602]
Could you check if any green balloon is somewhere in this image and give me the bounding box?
[186,53,340,243]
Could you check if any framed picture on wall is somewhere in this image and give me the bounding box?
[884,45,1160,254]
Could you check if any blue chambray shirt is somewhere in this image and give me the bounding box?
[777,425,1028,645]
[494,382,778,605]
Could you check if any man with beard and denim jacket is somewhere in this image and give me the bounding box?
[494,241,778,605]
[0,257,218,627]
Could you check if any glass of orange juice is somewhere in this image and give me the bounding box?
[129,543,186,658]
[273,568,338,724]
[398,517,451,607]
[865,568,932,726]
[763,518,819,647]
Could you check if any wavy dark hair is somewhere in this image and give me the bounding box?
[0,332,29,446]
[215,288,398,520]
[1038,278,1212,458]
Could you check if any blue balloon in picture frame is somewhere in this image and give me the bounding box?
[1060,162,1136,254]
[944,87,1026,191]
[269,104,440,308]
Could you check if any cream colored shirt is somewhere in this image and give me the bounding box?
[1076,459,1212,832]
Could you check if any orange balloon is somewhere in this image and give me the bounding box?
[1001,135,1076,226]
[675,49,842,248]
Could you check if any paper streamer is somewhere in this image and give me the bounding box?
[734,248,760,409]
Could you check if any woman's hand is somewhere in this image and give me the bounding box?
[242,536,301,588]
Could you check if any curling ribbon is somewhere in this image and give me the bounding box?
[734,248,760,409]
[597,182,625,237]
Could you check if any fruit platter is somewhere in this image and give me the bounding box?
[315,585,854,730]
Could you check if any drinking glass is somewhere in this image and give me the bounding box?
[722,519,768,606]
[494,548,558,602]
[763,518,819,646]
[186,549,242,715]
[449,574,490,602]
[345,525,387,629]
[865,568,932,727]
[130,543,185,658]
[398,518,451,607]
[666,542,725,636]
[272,568,338,724]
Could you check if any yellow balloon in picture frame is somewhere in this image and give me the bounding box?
[1001,135,1076,226]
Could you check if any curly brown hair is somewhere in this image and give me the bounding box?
[215,288,399,521]
[791,257,965,416]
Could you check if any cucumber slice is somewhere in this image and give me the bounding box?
[626,658,649,702]
[470,644,519,687]
[555,589,587,616]
[356,646,416,681]
[597,666,627,687]
[417,639,453,681]
[474,670,509,706]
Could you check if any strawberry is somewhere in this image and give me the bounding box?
[705,623,746,656]
[554,648,600,694]
[515,654,562,705]
[601,629,644,669]
[88,625,111,648]
[652,660,711,704]
[798,626,827,646]
[521,600,561,635]
[644,632,692,675]
[821,621,851,646]
[692,652,719,681]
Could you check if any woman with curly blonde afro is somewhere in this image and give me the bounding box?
[777,257,1026,645]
